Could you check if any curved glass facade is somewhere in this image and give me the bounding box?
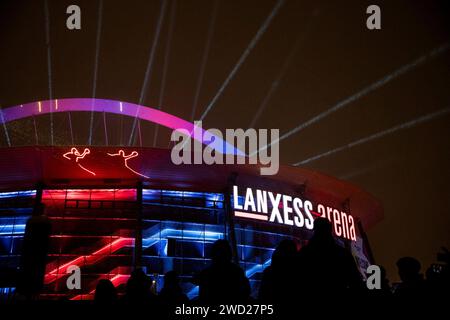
[0,187,366,301]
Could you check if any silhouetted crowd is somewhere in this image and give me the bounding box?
[91,218,449,313]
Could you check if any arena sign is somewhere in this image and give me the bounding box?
[232,186,357,241]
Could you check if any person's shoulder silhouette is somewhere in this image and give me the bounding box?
[394,256,425,298]
[197,239,250,303]
[94,279,117,305]
[258,239,297,303]
[159,270,188,305]
[297,218,363,295]
[123,268,157,306]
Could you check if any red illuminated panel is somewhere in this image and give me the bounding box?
[42,189,137,202]
[42,189,66,200]
[44,237,134,284]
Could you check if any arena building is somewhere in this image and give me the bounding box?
[0,99,383,300]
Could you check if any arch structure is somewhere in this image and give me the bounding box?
[0,98,244,156]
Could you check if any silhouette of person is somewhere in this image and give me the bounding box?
[379,265,392,295]
[296,218,364,297]
[258,239,297,303]
[94,279,117,305]
[122,269,157,306]
[394,257,425,297]
[16,204,51,300]
[159,271,188,305]
[194,239,250,304]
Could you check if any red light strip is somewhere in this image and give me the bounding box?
[70,274,130,301]
[44,237,134,284]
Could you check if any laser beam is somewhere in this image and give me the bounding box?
[249,9,318,128]
[190,0,219,122]
[44,0,54,145]
[199,0,285,120]
[254,43,449,156]
[130,0,168,146]
[88,0,104,145]
[153,0,178,148]
[0,108,11,147]
[293,107,450,166]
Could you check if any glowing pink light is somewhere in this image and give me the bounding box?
[311,211,322,217]
[62,147,96,176]
[107,149,150,178]
[234,211,268,221]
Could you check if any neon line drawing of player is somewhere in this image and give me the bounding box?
[107,150,150,179]
[63,147,96,176]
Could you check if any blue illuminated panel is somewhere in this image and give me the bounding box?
[141,189,284,299]
[143,189,224,209]
[0,188,304,301]
[0,190,36,199]
[0,190,36,300]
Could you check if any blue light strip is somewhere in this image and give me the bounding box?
[142,228,224,253]
[245,259,272,278]
[143,189,224,208]
[0,224,26,235]
[0,190,36,199]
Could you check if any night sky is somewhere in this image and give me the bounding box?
[1,0,449,282]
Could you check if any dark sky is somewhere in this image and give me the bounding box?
[1,0,449,281]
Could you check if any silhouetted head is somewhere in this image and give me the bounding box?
[126,268,152,298]
[314,218,332,235]
[397,257,421,282]
[163,270,180,289]
[94,279,117,304]
[272,239,297,268]
[211,239,232,264]
[309,218,334,244]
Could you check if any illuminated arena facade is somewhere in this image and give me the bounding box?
[0,99,383,300]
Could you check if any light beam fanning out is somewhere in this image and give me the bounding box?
[153,0,178,148]
[254,43,449,156]
[88,0,104,145]
[130,0,168,146]
[190,0,219,122]
[199,0,286,121]
[293,107,450,166]
[249,9,318,128]
[44,0,54,145]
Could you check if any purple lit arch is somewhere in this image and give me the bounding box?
[0,98,243,155]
